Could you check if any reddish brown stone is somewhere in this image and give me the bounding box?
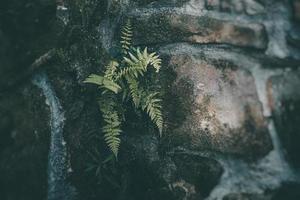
[163,54,272,158]
[294,0,300,22]
[133,13,268,49]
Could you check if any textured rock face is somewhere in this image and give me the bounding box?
[121,135,223,200]
[1,0,300,200]
[294,0,300,22]
[162,53,272,157]
[133,13,268,49]
[0,0,57,91]
[205,0,265,15]
[223,182,300,200]
[171,154,223,197]
[131,0,190,7]
[0,84,50,200]
[268,69,300,168]
[223,193,271,200]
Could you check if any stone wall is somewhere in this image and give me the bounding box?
[0,0,300,200]
[100,0,300,199]
[114,0,300,158]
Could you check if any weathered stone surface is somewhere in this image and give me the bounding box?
[119,135,173,200]
[170,179,201,200]
[220,0,244,13]
[223,193,271,200]
[130,0,189,7]
[1,0,300,199]
[293,0,300,22]
[205,0,265,15]
[171,154,223,198]
[271,182,300,200]
[244,0,265,15]
[205,0,221,10]
[223,182,300,200]
[0,83,50,200]
[133,13,268,49]
[287,28,300,48]
[120,135,223,200]
[163,53,272,158]
[267,68,300,168]
[287,29,300,49]
[0,109,14,152]
[0,0,57,91]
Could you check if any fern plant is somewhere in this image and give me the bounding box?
[84,19,163,158]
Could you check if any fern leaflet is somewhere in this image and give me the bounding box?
[104,61,119,81]
[99,99,122,158]
[84,74,121,94]
[120,19,133,55]
[127,76,141,108]
[141,92,163,136]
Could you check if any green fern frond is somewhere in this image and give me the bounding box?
[120,19,133,54]
[127,76,141,108]
[141,92,163,136]
[117,64,145,80]
[119,80,130,102]
[85,18,164,159]
[104,61,119,81]
[84,74,121,94]
[117,48,161,80]
[148,54,162,73]
[140,48,162,73]
[123,48,162,73]
[99,99,122,158]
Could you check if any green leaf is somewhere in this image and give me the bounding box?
[84,74,121,94]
